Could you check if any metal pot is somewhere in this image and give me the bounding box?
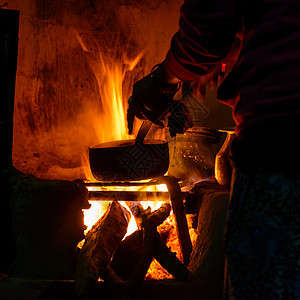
[89,121,169,181]
[168,127,222,186]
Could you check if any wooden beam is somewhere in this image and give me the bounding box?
[162,176,192,266]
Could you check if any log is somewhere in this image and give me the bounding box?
[110,202,191,286]
[109,230,144,281]
[124,201,171,230]
[110,206,181,282]
[127,223,158,288]
[101,265,123,287]
[75,200,131,296]
[142,202,171,228]
[126,203,171,287]
[188,191,230,291]
[125,201,151,229]
[126,201,192,286]
[124,225,190,284]
[144,203,191,281]
[154,232,191,282]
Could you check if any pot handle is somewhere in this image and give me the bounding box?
[135,120,152,145]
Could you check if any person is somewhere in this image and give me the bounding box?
[127,0,300,299]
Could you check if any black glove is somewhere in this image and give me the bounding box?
[127,63,193,136]
[127,74,179,134]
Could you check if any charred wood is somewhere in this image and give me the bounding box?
[112,202,191,286]
[101,265,123,287]
[127,223,158,287]
[110,230,144,281]
[75,200,130,296]
[154,231,190,282]
[125,201,151,229]
[123,203,171,287]
[127,203,171,286]
[141,202,171,228]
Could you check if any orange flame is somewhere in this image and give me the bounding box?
[80,183,185,281]
[74,29,144,144]
[83,183,168,238]
[73,31,182,280]
[74,27,147,239]
[73,30,146,180]
[91,61,129,142]
[125,49,146,71]
[81,152,96,181]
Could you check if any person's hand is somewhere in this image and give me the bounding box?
[127,73,175,134]
[127,62,194,136]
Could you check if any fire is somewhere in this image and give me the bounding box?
[91,60,129,142]
[80,183,182,281]
[83,182,168,238]
[82,201,110,234]
[81,153,97,182]
[125,49,146,71]
[74,31,161,239]
[79,174,189,282]
[74,29,144,144]
[121,199,165,237]
[73,30,147,181]
[73,32,181,280]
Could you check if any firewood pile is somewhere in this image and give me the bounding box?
[75,200,192,297]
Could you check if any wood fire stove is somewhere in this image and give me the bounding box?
[77,175,194,293]
[85,176,192,265]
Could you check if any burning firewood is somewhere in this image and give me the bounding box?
[128,219,159,287]
[125,201,151,229]
[154,232,191,282]
[75,200,131,296]
[109,229,144,281]
[110,202,191,286]
[142,202,172,228]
